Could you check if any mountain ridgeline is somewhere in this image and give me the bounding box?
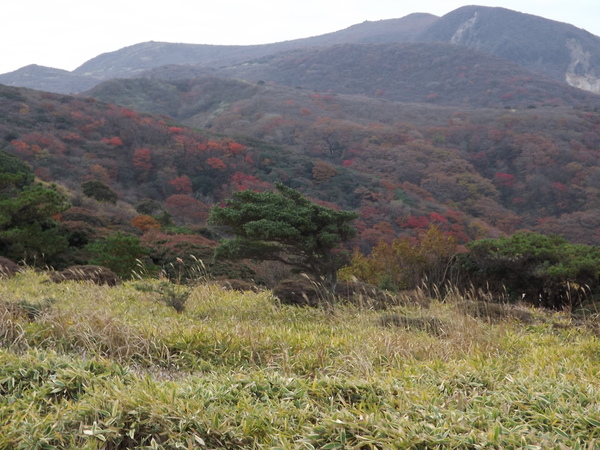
[2,6,600,97]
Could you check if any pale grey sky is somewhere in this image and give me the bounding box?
[2,0,599,74]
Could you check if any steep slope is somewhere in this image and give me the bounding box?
[291,13,438,45]
[418,5,600,93]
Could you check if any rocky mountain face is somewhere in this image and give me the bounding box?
[417,5,600,94]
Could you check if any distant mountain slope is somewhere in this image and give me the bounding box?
[87,43,600,112]
[0,14,436,94]
[212,42,600,107]
[5,78,600,248]
[0,65,98,94]
[4,6,600,97]
[72,14,437,81]
[85,76,260,118]
[297,13,438,45]
[419,5,600,93]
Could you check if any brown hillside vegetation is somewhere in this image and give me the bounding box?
[214,42,600,107]
[3,77,600,251]
[89,75,600,245]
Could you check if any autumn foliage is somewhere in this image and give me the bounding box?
[131,215,161,233]
[165,195,209,224]
[341,226,459,291]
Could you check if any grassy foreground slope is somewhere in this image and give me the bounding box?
[1,272,599,448]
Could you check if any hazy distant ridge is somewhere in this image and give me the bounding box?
[2,6,600,96]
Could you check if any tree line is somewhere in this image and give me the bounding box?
[1,151,598,310]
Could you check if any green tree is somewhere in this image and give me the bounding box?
[86,232,151,279]
[0,151,70,264]
[209,183,358,303]
[461,231,600,308]
[81,180,118,204]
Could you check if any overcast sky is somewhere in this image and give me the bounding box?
[2,0,599,75]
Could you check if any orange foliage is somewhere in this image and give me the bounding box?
[226,140,246,156]
[132,148,153,171]
[101,136,123,146]
[230,172,270,192]
[11,140,30,155]
[312,161,337,183]
[87,164,112,184]
[342,226,458,290]
[131,215,161,233]
[206,140,225,152]
[206,157,227,170]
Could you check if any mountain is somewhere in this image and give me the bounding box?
[418,5,600,94]
[0,64,98,94]
[72,14,437,81]
[6,6,600,96]
[284,13,438,45]
[86,42,600,111]
[2,6,600,270]
[0,14,436,94]
[209,42,600,108]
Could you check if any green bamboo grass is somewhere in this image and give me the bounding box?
[0,270,599,448]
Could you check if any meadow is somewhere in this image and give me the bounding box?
[1,270,599,449]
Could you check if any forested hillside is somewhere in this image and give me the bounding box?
[84,75,600,246]
[1,5,600,283]
[211,43,600,107]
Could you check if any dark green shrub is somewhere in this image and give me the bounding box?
[85,232,153,279]
[135,198,162,215]
[461,232,600,308]
[0,151,70,265]
[81,180,118,204]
